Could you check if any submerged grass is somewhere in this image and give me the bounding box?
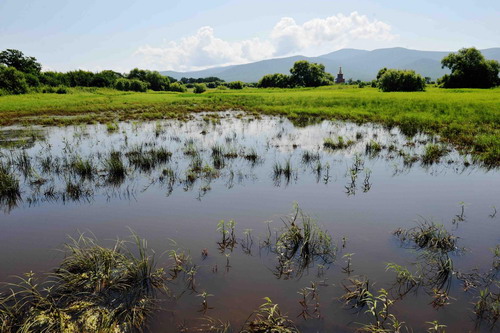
[0,232,167,333]
[0,86,499,165]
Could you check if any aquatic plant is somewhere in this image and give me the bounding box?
[0,232,167,333]
[301,150,320,164]
[340,277,372,310]
[241,297,299,333]
[393,219,458,254]
[70,156,95,179]
[365,140,382,157]
[357,289,407,333]
[473,288,500,329]
[323,136,354,150]
[421,144,448,165]
[126,146,172,172]
[104,151,127,184]
[273,204,336,278]
[0,162,21,208]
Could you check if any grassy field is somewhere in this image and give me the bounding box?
[0,85,499,165]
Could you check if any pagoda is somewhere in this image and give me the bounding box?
[335,67,345,84]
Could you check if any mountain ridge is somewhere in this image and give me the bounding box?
[160,47,500,82]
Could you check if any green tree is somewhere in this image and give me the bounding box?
[0,65,29,94]
[378,69,426,92]
[128,68,170,91]
[0,49,42,74]
[439,47,500,88]
[289,60,333,87]
[258,73,291,88]
[91,70,122,87]
[66,70,95,87]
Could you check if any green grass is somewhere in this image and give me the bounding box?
[0,85,499,165]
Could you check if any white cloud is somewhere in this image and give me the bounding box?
[136,12,396,71]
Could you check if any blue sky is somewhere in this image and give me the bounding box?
[1,0,498,72]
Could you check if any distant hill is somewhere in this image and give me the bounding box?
[160,47,500,82]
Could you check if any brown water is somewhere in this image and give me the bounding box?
[0,113,498,332]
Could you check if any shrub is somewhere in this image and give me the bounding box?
[227,81,245,89]
[193,83,207,94]
[0,65,28,94]
[378,69,426,92]
[168,82,187,92]
[129,79,148,92]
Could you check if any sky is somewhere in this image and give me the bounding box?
[0,0,499,73]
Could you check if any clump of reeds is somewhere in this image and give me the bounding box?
[104,151,127,184]
[64,180,93,201]
[70,156,95,179]
[357,288,407,333]
[421,144,448,165]
[365,140,382,157]
[273,204,336,277]
[0,162,21,207]
[126,146,172,172]
[241,297,299,333]
[301,150,320,164]
[0,232,167,333]
[273,159,293,185]
[474,288,500,329]
[393,219,458,254]
[323,136,354,150]
[340,277,371,309]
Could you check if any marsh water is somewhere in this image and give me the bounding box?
[0,112,499,332]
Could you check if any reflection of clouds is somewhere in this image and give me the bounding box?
[0,113,472,212]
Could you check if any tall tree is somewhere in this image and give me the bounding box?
[439,47,500,88]
[289,60,333,87]
[0,49,41,74]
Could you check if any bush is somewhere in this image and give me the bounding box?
[378,69,426,92]
[227,81,244,89]
[56,86,68,94]
[0,65,28,94]
[114,78,147,92]
[193,83,207,94]
[168,82,187,92]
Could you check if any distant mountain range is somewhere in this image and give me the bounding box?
[160,47,500,82]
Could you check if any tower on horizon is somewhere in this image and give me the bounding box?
[335,67,345,84]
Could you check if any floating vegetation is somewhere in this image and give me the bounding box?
[0,162,21,210]
[0,233,167,333]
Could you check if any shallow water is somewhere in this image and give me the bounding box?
[0,113,499,332]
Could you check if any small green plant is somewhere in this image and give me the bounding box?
[241,297,299,333]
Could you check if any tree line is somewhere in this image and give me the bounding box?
[257,47,499,92]
[1,47,498,95]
